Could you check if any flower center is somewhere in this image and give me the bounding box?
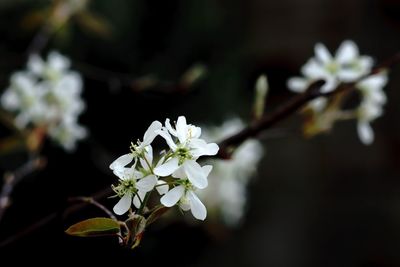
[175,147,192,164]
[181,179,195,191]
[326,62,338,74]
[112,178,137,197]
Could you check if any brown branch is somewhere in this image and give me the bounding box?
[217,80,325,158]
[216,52,400,158]
[0,156,46,222]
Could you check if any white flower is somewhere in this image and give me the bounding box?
[199,118,264,226]
[110,158,157,215]
[160,165,212,220]
[109,120,163,215]
[154,116,218,189]
[356,73,388,145]
[110,121,162,173]
[286,41,389,145]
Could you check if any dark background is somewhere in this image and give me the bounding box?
[0,0,400,266]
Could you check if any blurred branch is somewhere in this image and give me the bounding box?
[217,52,400,158]
[75,61,207,94]
[26,24,53,55]
[0,156,46,222]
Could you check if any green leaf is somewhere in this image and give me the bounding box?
[146,206,170,226]
[65,217,120,237]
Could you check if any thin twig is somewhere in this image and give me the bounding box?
[0,156,46,222]
[68,196,116,220]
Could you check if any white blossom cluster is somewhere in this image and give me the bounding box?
[199,118,264,226]
[1,51,87,151]
[109,116,219,220]
[287,40,388,145]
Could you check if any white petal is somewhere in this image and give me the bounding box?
[160,185,185,207]
[140,145,153,170]
[201,165,213,177]
[203,143,219,156]
[156,180,169,195]
[368,90,387,105]
[153,157,180,176]
[118,167,137,180]
[358,73,388,89]
[188,125,202,139]
[109,154,134,170]
[56,72,82,95]
[136,175,157,192]
[358,56,374,72]
[27,54,44,75]
[1,89,20,110]
[165,118,177,136]
[156,129,177,151]
[315,43,333,64]
[320,78,338,93]
[48,51,70,72]
[190,139,219,158]
[287,77,308,93]
[142,120,162,146]
[172,165,186,179]
[187,191,207,220]
[301,59,326,78]
[133,191,146,208]
[179,201,191,211]
[357,121,374,145]
[113,193,132,215]
[183,160,208,189]
[309,97,327,112]
[337,69,363,82]
[336,40,359,64]
[176,116,188,143]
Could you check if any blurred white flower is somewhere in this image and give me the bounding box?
[287,40,373,113]
[287,40,388,145]
[288,40,373,94]
[356,72,388,145]
[1,51,87,151]
[199,118,264,226]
